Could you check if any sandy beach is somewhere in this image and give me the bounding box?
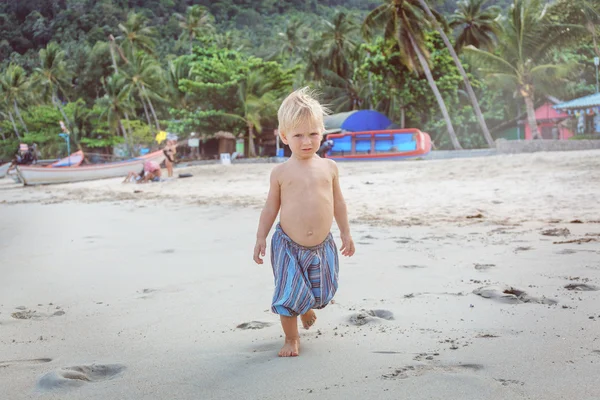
[1,150,599,399]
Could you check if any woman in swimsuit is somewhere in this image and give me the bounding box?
[163,139,176,177]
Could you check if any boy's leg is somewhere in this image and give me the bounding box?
[300,309,317,330]
[279,315,300,357]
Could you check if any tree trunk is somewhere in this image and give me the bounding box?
[8,111,21,140]
[142,84,161,131]
[52,93,72,133]
[408,34,462,150]
[118,120,130,151]
[122,114,134,155]
[417,0,494,148]
[13,100,29,134]
[139,91,153,131]
[524,95,541,140]
[189,35,193,55]
[400,106,405,129]
[248,123,257,157]
[0,129,6,141]
[109,41,118,72]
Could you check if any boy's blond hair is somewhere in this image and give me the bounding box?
[277,87,330,136]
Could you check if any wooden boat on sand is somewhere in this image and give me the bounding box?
[16,151,165,186]
[48,150,84,167]
[324,129,431,161]
[0,162,10,178]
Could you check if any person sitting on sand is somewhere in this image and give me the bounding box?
[123,167,145,183]
[139,160,161,183]
[253,87,355,357]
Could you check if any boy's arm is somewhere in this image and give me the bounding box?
[331,160,355,257]
[253,166,282,264]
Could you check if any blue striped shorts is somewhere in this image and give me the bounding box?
[270,224,339,317]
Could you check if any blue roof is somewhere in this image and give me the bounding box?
[324,110,392,132]
[554,93,600,110]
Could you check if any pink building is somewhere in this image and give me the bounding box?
[524,101,572,140]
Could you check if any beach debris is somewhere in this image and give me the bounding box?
[541,228,570,237]
[236,321,272,330]
[473,285,557,305]
[553,238,599,244]
[474,263,495,270]
[564,283,599,291]
[37,364,125,390]
[570,220,583,224]
[466,213,484,219]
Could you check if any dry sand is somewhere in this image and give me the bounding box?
[1,150,599,399]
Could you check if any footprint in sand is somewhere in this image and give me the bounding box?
[0,358,52,368]
[398,265,426,269]
[473,285,557,305]
[495,378,525,386]
[11,308,65,320]
[382,363,484,380]
[514,246,533,253]
[564,283,599,291]
[348,309,394,326]
[37,364,126,390]
[474,263,495,271]
[236,321,272,330]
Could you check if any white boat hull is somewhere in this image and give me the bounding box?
[16,151,166,186]
[0,163,10,178]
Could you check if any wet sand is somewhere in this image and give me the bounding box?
[1,150,599,399]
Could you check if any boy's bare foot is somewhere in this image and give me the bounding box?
[279,337,299,357]
[300,309,317,329]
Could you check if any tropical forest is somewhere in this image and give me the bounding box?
[0,0,598,159]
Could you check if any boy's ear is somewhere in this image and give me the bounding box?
[279,131,289,145]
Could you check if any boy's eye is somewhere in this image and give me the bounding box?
[310,133,319,136]
[294,134,302,137]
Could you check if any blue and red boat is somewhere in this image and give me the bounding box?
[324,128,432,161]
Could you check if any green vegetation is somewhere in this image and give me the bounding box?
[0,0,598,159]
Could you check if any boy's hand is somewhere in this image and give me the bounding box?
[253,238,267,264]
[340,234,355,257]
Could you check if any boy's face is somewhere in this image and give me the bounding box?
[281,119,323,159]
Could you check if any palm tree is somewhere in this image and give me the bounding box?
[319,12,359,80]
[0,64,31,139]
[277,20,305,66]
[449,0,502,52]
[417,0,496,148]
[166,57,194,110]
[321,70,369,112]
[176,5,214,55]
[363,0,463,149]
[123,52,163,131]
[224,70,279,157]
[551,0,600,57]
[98,74,135,154]
[33,42,73,131]
[117,12,157,57]
[464,0,584,140]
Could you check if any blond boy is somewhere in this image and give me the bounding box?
[253,87,355,357]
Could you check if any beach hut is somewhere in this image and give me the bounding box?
[524,100,572,140]
[324,110,393,133]
[214,131,237,155]
[554,93,600,134]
